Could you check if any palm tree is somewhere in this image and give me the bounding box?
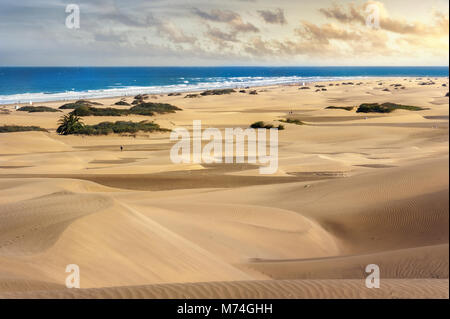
[57,113,84,135]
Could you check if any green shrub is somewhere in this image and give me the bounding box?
[59,100,102,109]
[71,106,128,116]
[185,94,200,98]
[114,100,130,106]
[69,102,181,117]
[280,118,305,125]
[356,102,427,113]
[17,106,61,113]
[0,125,47,133]
[250,121,283,130]
[71,120,170,135]
[200,89,236,96]
[250,121,265,129]
[129,102,181,116]
[325,106,354,111]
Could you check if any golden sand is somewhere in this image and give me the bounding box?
[0,77,448,298]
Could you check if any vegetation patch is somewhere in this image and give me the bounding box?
[200,89,236,96]
[72,121,169,135]
[114,100,130,106]
[17,106,61,113]
[69,102,181,117]
[59,100,102,109]
[128,102,182,116]
[56,113,169,135]
[280,118,305,125]
[134,94,149,100]
[57,114,85,135]
[185,94,201,98]
[71,106,128,116]
[326,106,354,111]
[250,121,284,130]
[0,125,47,133]
[131,94,150,105]
[356,102,427,113]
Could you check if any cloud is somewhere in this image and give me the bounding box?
[94,30,129,43]
[320,1,449,37]
[296,22,361,44]
[257,8,286,24]
[193,8,259,33]
[206,27,239,43]
[0,0,447,65]
[156,21,197,44]
[192,8,239,22]
[319,3,365,25]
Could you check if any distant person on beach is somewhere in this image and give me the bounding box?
[120,146,123,152]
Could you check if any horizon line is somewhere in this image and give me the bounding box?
[0,65,449,68]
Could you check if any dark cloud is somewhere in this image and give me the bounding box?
[192,8,239,23]
[257,9,286,25]
[319,3,365,25]
[206,27,239,42]
[192,8,259,33]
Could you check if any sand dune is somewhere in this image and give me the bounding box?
[0,77,448,298]
[247,244,449,280]
[0,131,72,155]
[0,279,447,299]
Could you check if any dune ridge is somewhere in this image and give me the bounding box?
[0,279,447,299]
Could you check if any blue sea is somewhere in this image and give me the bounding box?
[0,66,448,104]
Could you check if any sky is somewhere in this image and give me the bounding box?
[0,0,448,66]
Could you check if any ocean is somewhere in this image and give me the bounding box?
[0,66,448,105]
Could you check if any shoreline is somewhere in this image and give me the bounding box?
[1,76,448,107]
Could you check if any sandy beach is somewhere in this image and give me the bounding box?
[0,77,448,299]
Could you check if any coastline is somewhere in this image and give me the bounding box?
[1,76,365,106]
[1,75,448,107]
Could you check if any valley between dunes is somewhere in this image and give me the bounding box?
[0,77,448,298]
